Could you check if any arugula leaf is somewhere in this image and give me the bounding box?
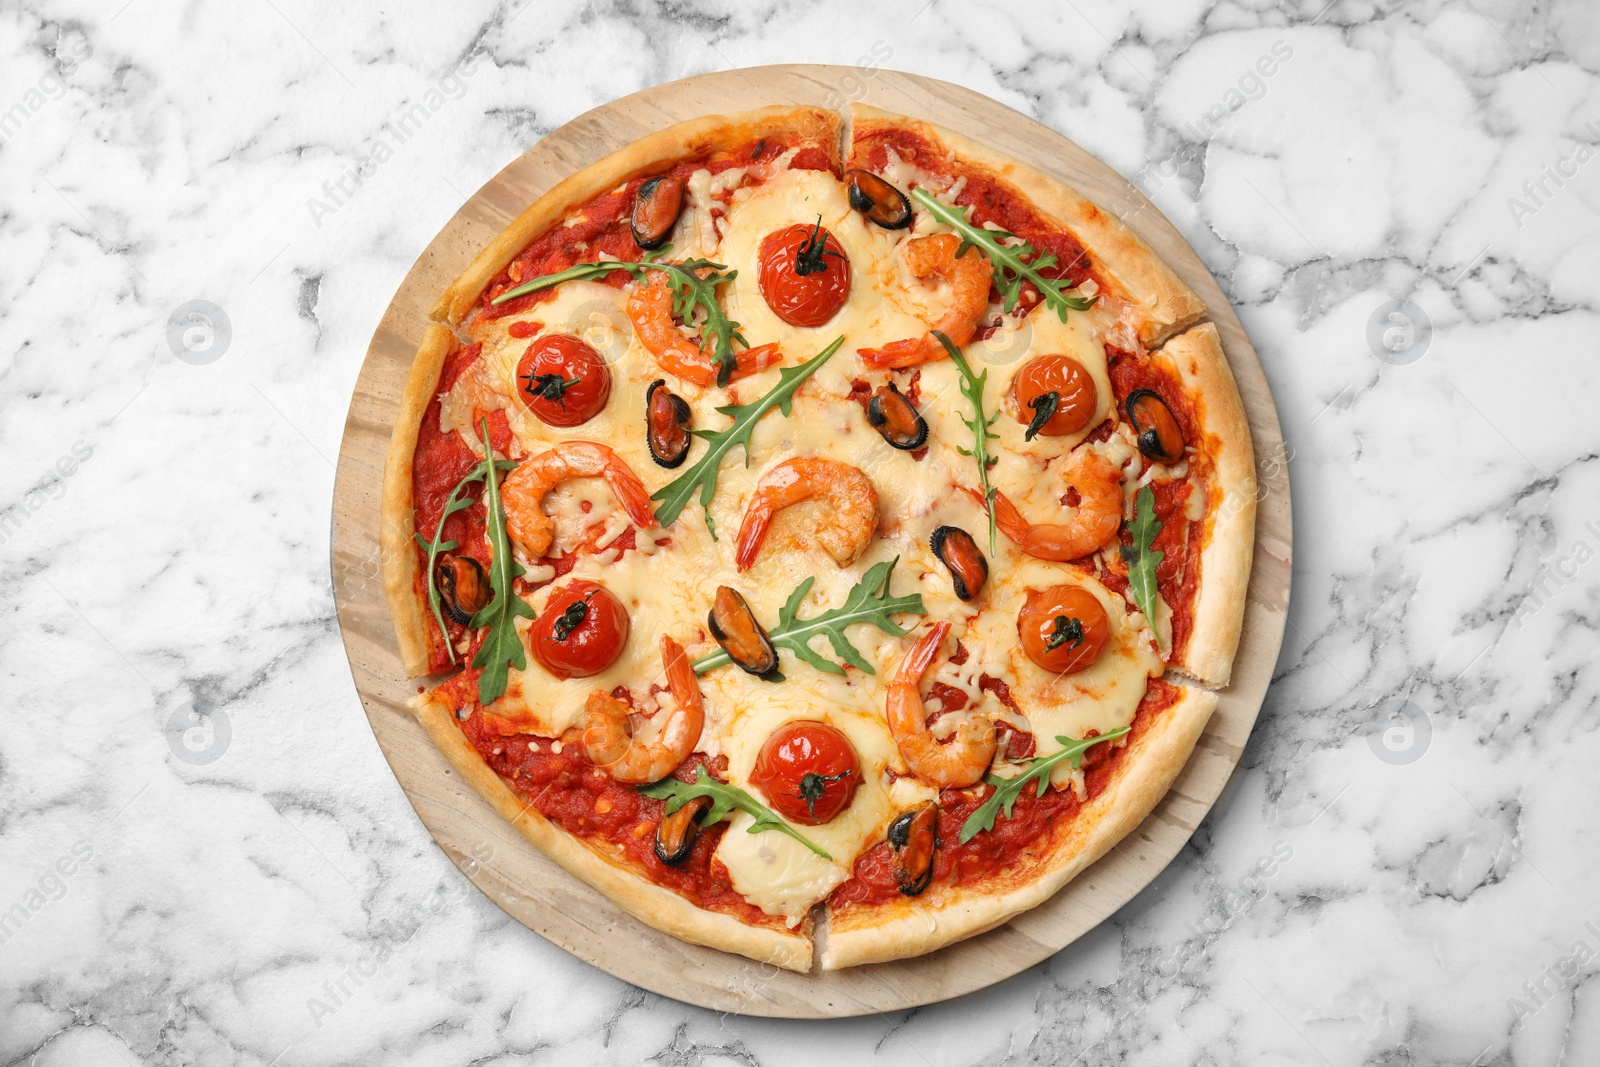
[468,418,535,705]
[910,187,1097,322]
[651,337,844,533]
[935,331,1001,554]
[413,455,517,665]
[692,557,926,677]
[958,728,1131,844]
[489,249,751,386]
[639,767,832,860]
[1122,484,1166,653]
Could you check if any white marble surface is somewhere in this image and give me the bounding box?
[3,0,1599,1063]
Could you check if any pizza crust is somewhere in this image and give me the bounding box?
[411,691,813,971]
[435,105,842,327]
[847,104,1207,349]
[381,323,457,679]
[1155,323,1256,687]
[820,686,1218,969]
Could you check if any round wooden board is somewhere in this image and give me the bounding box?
[331,65,1292,1018]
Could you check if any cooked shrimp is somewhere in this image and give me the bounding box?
[733,457,878,571]
[886,622,996,787]
[501,442,657,558]
[582,635,704,784]
[980,449,1123,562]
[627,269,782,386]
[858,234,993,369]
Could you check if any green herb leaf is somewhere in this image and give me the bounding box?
[910,187,1097,322]
[1122,484,1166,653]
[468,418,535,705]
[1024,391,1059,441]
[415,454,517,665]
[639,767,833,860]
[794,216,844,277]
[490,249,751,387]
[651,337,844,533]
[935,330,1001,554]
[1043,614,1084,652]
[520,371,582,408]
[958,728,1131,844]
[692,557,926,677]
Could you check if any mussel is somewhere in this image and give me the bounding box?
[845,168,913,229]
[930,525,988,602]
[654,794,713,866]
[866,382,928,450]
[1124,388,1184,464]
[631,175,685,250]
[435,554,490,625]
[645,379,693,468]
[888,801,938,896]
[707,586,778,677]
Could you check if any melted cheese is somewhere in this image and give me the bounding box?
[438,153,1169,914]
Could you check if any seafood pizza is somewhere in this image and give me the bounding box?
[380,105,1256,971]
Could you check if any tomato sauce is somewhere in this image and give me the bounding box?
[851,128,1102,296]
[830,678,1183,910]
[481,137,838,321]
[1102,345,1207,654]
[449,707,780,926]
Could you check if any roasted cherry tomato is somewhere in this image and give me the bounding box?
[750,720,861,825]
[516,334,612,427]
[1017,584,1110,674]
[757,220,852,328]
[530,579,629,679]
[1011,354,1098,438]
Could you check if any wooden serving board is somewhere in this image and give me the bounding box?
[330,65,1292,1018]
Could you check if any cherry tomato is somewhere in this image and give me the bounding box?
[1017,584,1110,674]
[530,579,629,679]
[757,222,852,328]
[516,334,612,427]
[750,720,861,825]
[1011,355,1098,438]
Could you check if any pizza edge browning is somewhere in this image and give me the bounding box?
[410,689,814,971]
[383,322,458,679]
[820,687,1218,969]
[847,103,1207,347]
[432,105,842,327]
[376,104,1258,972]
[1154,322,1257,688]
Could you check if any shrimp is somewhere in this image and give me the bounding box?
[582,635,704,784]
[501,442,657,558]
[886,622,996,787]
[858,234,994,369]
[980,449,1124,562]
[732,457,878,572]
[627,269,782,386]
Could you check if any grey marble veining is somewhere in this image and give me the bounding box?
[3,1,1599,1064]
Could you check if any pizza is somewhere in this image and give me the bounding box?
[379,104,1255,972]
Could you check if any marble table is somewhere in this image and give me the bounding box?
[3,2,1597,1064]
